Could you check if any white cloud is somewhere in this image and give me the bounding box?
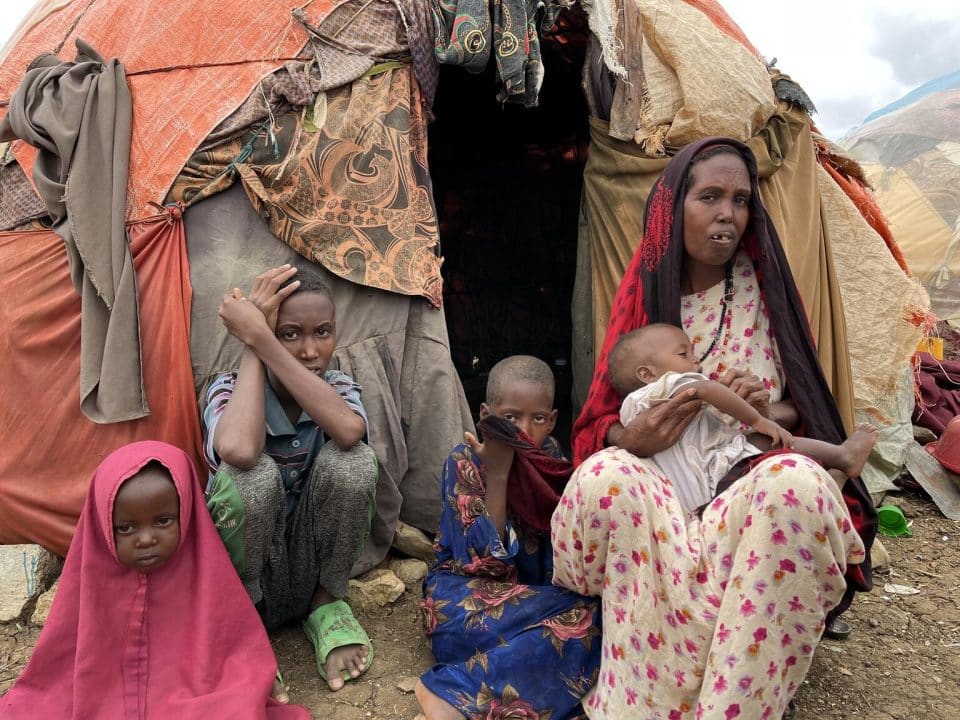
[720,0,959,138]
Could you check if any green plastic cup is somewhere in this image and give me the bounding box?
[877,504,911,538]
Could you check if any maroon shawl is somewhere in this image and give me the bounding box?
[478,415,572,535]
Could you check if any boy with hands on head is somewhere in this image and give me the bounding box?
[205,263,378,692]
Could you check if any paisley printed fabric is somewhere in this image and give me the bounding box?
[168,66,442,306]
[552,448,865,720]
[420,442,601,719]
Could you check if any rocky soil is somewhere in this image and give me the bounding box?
[2,493,958,719]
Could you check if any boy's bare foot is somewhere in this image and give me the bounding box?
[271,677,289,703]
[839,423,879,479]
[325,643,368,691]
[415,679,466,720]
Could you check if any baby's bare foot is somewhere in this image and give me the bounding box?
[324,643,368,691]
[840,423,879,478]
[415,679,466,720]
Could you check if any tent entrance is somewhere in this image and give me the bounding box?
[429,23,590,445]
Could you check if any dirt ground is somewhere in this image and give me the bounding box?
[2,490,958,719]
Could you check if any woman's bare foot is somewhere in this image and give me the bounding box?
[415,679,465,720]
[838,423,879,478]
[324,642,368,691]
[272,677,289,703]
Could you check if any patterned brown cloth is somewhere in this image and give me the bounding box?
[197,0,438,151]
[294,0,408,92]
[399,0,440,114]
[168,65,442,307]
[0,146,47,231]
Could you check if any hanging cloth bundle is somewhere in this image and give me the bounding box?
[0,38,146,423]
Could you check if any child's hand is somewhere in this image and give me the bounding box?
[464,431,514,481]
[249,265,300,332]
[750,417,794,448]
[218,291,270,346]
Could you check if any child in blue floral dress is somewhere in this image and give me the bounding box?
[415,356,601,720]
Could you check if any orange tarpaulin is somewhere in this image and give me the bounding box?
[0,212,203,554]
[0,0,317,220]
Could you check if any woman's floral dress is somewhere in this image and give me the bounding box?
[551,256,866,720]
[420,441,601,720]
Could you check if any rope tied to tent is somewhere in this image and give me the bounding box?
[213,118,282,183]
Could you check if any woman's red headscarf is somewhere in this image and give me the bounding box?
[571,137,876,607]
[0,441,309,719]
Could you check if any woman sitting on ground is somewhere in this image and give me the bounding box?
[551,137,877,720]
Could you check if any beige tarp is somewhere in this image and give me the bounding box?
[858,158,960,325]
[585,0,777,152]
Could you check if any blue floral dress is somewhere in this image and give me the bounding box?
[419,441,601,720]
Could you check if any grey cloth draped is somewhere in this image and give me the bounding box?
[0,39,146,423]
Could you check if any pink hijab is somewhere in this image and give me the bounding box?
[0,441,310,719]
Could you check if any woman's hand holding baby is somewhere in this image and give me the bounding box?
[615,389,702,457]
[720,368,770,418]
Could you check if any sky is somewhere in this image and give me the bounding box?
[1,1,958,140]
[717,0,960,138]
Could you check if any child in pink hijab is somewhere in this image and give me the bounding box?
[0,441,310,719]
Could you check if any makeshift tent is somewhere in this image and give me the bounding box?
[843,70,960,327]
[0,0,471,574]
[0,0,928,562]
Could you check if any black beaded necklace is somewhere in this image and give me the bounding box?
[696,261,735,364]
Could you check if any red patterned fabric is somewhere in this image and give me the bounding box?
[640,178,674,271]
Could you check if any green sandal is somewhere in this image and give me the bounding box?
[302,600,373,683]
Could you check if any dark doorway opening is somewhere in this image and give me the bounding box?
[428,16,590,448]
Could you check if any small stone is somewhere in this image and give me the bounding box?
[347,568,406,611]
[392,522,437,565]
[871,538,891,571]
[396,675,419,693]
[387,558,429,588]
[868,618,880,628]
[31,580,58,626]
